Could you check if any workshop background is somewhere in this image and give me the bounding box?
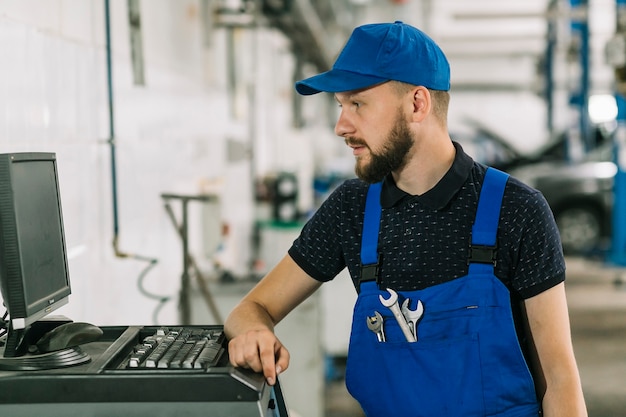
[1,1,625,416]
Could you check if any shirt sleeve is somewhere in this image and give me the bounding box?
[500,179,566,299]
[288,181,360,282]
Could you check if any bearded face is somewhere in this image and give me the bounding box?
[349,108,414,183]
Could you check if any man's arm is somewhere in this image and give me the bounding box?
[524,282,587,417]
[224,254,323,385]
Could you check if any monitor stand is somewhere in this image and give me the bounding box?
[0,346,91,371]
[0,319,91,371]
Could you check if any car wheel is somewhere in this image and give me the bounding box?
[555,205,602,254]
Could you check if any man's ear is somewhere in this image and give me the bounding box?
[411,87,431,122]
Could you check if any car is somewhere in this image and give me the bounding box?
[454,119,618,255]
[509,143,617,255]
[451,121,524,170]
[450,119,574,171]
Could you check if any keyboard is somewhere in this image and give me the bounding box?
[123,326,225,370]
[0,325,288,417]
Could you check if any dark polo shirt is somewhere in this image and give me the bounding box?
[288,142,565,299]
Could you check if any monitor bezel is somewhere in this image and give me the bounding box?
[0,152,72,334]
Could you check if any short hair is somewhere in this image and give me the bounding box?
[429,89,450,128]
[389,81,449,127]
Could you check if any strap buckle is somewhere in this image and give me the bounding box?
[359,254,382,285]
[467,244,497,266]
[360,263,379,282]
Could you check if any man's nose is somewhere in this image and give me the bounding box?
[334,109,355,138]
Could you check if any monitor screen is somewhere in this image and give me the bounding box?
[0,152,71,357]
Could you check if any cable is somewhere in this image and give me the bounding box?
[132,255,171,325]
[0,310,9,339]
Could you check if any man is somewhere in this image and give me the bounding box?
[225,21,587,416]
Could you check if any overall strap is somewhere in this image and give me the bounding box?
[468,167,509,274]
[359,182,383,291]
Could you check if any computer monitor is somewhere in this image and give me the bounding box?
[0,152,72,358]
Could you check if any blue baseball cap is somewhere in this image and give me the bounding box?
[295,21,450,95]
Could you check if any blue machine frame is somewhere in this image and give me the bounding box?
[610,0,626,265]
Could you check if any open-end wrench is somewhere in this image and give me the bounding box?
[366,311,385,342]
[401,298,424,340]
[379,289,416,342]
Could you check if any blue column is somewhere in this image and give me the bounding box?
[610,0,626,265]
[569,0,592,156]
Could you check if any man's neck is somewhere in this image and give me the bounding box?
[392,135,456,196]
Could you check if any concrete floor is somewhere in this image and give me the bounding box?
[324,256,626,417]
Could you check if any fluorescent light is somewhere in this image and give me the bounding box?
[588,94,618,123]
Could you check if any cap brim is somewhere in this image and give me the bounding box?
[295,69,388,95]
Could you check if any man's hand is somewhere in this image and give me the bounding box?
[228,328,290,386]
[224,255,322,385]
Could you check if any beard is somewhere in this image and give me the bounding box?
[349,110,414,183]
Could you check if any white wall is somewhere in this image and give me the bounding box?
[0,0,307,326]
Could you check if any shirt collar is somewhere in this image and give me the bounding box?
[380,141,473,210]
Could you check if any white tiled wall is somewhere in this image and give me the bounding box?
[0,1,309,326]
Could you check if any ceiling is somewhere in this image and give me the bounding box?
[263,0,551,83]
[257,0,614,93]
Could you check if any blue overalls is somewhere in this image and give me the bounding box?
[345,168,540,417]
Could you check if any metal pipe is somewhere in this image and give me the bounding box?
[104,1,167,325]
[104,0,121,252]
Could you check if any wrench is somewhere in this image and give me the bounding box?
[401,298,424,340]
[366,311,385,342]
[379,288,416,342]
